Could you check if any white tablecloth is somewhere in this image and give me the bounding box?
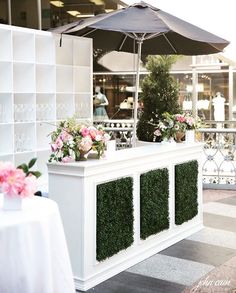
[0,195,75,293]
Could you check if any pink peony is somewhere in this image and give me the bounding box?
[176,115,186,123]
[0,162,15,184]
[79,136,92,152]
[81,127,90,137]
[62,156,73,163]
[1,168,26,196]
[89,129,97,140]
[20,174,37,197]
[60,130,72,142]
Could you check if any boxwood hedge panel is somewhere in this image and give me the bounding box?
[175,160,198,225]
[96,177,134,261]
[140,168,169,240]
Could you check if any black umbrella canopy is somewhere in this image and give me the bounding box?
[51,1,229,55]
[51,1,229,147]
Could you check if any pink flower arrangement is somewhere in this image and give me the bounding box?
[49,118,111,163]
[0,162,37,197]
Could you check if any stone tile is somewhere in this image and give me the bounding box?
[224,256,236,268]
[203,189,236,203]
[183,265,236,293]
[82,271,185,293]
[187,227,236,250]
[203,202,236,218]
[160,239,236,266]
[127,254,214,286]
[218,196,236,206]
[204,213,236,233]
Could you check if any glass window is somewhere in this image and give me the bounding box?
[42,0,121,30]
[11,0,39,29]
[197,72,229,120]
[0,0,8,24]
[233,72,236,120]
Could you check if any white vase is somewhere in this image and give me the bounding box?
[185,130,195,144]
[161,137,176,145]
[3,193,22,211]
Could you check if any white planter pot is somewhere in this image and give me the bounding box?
[185,130,195,144]
[3,193,22,211]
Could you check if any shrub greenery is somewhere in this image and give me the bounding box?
[96,177,134,261]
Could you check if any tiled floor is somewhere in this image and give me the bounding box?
[79,189,236,293]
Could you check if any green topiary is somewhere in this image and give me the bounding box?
[96,177,134,261]
[140,168,169,239]
[137,55,181,142]
[175,160,198,225]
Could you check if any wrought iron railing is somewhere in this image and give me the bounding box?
[94,119,236,189]
[198,128,236,189]
[93,120,134,149]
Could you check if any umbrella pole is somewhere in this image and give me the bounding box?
[132,39,143,147]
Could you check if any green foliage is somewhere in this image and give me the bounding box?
[17,157,42,178]
[140,168,169,240]
[175,160,198,225]
[137,55,181,142]
[96,177,134,261]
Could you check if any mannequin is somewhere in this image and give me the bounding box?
[212,92,225,121]
[93,86,109,120]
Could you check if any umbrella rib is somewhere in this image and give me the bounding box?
[163,34,178,54]
[119,35,128,51]
[82,28,98,37]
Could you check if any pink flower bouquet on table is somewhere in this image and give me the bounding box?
[49,118,111,163]
[0,162,37,197]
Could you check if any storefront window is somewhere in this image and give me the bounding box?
[0,0,8,24]
[233,72,236,120]
[42,0,120,30]
[11,0,38,29]
[197,72,229,120]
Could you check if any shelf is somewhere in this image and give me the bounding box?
[55,35,73,65]
[0,93,13,123]
[56,66,73,92]
[36,123,55,150]
[14,123,35,153]
[0,124,13,153]
[75,93,92,119]
[14,93,35,122]
[13,63,35,93]
[74,67,92,93]
[0,28,12,61]
[36,35,55,64]
[73,38,92,67]
[56,93,74,120]
[36,64,56,93]
[0,62,12,92]
[36,94,56,121]
[13,31,35,62]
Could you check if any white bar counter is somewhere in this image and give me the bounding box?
[48,143,203,291]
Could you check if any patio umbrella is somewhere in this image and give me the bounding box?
[51,1,229,146]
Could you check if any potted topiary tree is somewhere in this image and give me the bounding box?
[137,55,181,142]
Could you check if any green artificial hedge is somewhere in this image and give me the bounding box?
[175,160,198,225]
[96,177,134,261]
[140,168,169,240]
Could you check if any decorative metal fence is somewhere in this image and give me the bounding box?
[94,119,236,189]
[199,128,236,189]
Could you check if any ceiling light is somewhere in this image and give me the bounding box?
[76,14,94,18]
[67,10,81,17]
[89,0,104,5]
[50,1,64,7]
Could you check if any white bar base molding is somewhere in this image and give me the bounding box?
[48,143,203,291]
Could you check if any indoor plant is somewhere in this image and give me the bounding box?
[49,118,110,163]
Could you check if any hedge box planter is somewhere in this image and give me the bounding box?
[175,160,198,225]
[140,168,169,239]
[96,177,134,261]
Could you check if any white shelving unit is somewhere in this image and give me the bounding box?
[0,24,93,182]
